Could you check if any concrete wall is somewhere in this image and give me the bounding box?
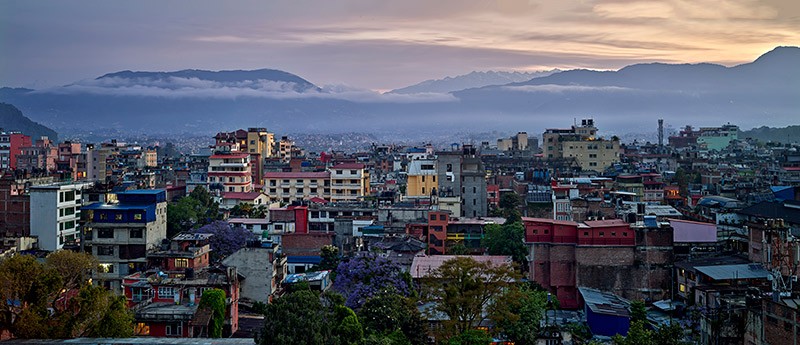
[222,247,274,304]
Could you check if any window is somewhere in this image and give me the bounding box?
[430,214,436,221]
[158,287,175,299]
[599,232,605,237]
[611,232,616,237]
[439,215,446,221]
[166,322,183,336]
[623,232,628,237]
[115,214,123,220]
[134,213,142,220]
[422,176,425,182]
[100,213,108,220]
[350,170,357,175]
[130,229,143,238]
[175,258,188,268]
[336,170,343,174]
[98,263,114,273]
[97,246,114,256]
[584,231,589,236]
[98,229,114,238]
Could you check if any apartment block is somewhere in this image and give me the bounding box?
[330,163,370,202]
[29,181,94,251]
[208,151,252,193]
[0,131,31,170]
[543,118,620,171]
[82,189,168,292]
[264,171,330,204]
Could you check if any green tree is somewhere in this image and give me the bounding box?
[359,294,427,345]
[167,186,222,238]
[449,243,468,255]
[423,257,520,335]
[447,329,492,345]
[314,245,340,271]
[0,251,133,338]
[612,320,653,345]
[653,322,689,345]
[629,300,647,325]
[490,285,548,345]
[259,289,365,345]
[199,288,226,338]
[499,193,522,211]
[482,222,527,270]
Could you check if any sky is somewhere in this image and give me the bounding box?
[1,0,798,91]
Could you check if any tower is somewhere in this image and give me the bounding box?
[658,119,664,153]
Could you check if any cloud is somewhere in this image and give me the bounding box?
[501,84,635,93]
[33,76,458,104]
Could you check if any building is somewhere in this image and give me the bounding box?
[543,119,620,171]
[29,181,94,251]
[406,158,438,199]
[55,141,86,180]
[186,153,210,193]
[697,124,739,151]
[461,145,488,218]
[0,131,31,170]
[16,136,58,172]
[82,189,168,291]
[208,150,252,194]
[329,163,370,202]
[497,132,530,151]
[122,265,240,337]
[524,217,671,308]
[223,243,286,304]
[264,171,330,204]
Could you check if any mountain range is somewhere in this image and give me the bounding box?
[389,70,559,94]
[0,46,797,136]
[0,103,58,141]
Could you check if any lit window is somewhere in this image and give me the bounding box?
[175,259,189,268]
[134,213,143,220]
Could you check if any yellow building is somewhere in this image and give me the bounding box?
[543,118,619,171]
[246,127,275,158]
[406,159,438,197]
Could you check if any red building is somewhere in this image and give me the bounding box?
[523,218,638,309]
[0,132,32,170]
[122,265,240,338]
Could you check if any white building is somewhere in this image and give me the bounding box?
[29,181,94,251]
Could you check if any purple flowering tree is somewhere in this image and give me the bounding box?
[333,255,411,309]
[193,220,257,260]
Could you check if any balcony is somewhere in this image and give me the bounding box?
[219,162,248,168]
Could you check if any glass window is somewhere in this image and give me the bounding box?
[98,229,114,238]
[130,229,143,238]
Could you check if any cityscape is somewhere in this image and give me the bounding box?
[2,1,800,345]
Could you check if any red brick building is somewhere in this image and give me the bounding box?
[523,217,672,309]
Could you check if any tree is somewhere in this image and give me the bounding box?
[499,193,522,211]
[259,289,364,345]
[313,245,340,272]
[652,322,689,345]
[359,294,427,345]
[0,252,133,338]
[490,284,548,345]
[447,329,492,345]
[167,186,222,238]
[629,300,647,325]
[194,220,258,260]
[482,222,527,270]
[260,290,332,345]
[423,257,520,335]
[612,320,653,345]
[333,255,411,309]
[199,288,226,338]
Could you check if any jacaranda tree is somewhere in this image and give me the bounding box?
[333,255,411,309]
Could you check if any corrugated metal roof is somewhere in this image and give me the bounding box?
[579,287,630,317]
[694,263,769,280]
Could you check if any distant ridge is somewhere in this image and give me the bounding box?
[390,70,559,94]
[94,68,320,92]
[0,102,58,141]
[0,46,797,134]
